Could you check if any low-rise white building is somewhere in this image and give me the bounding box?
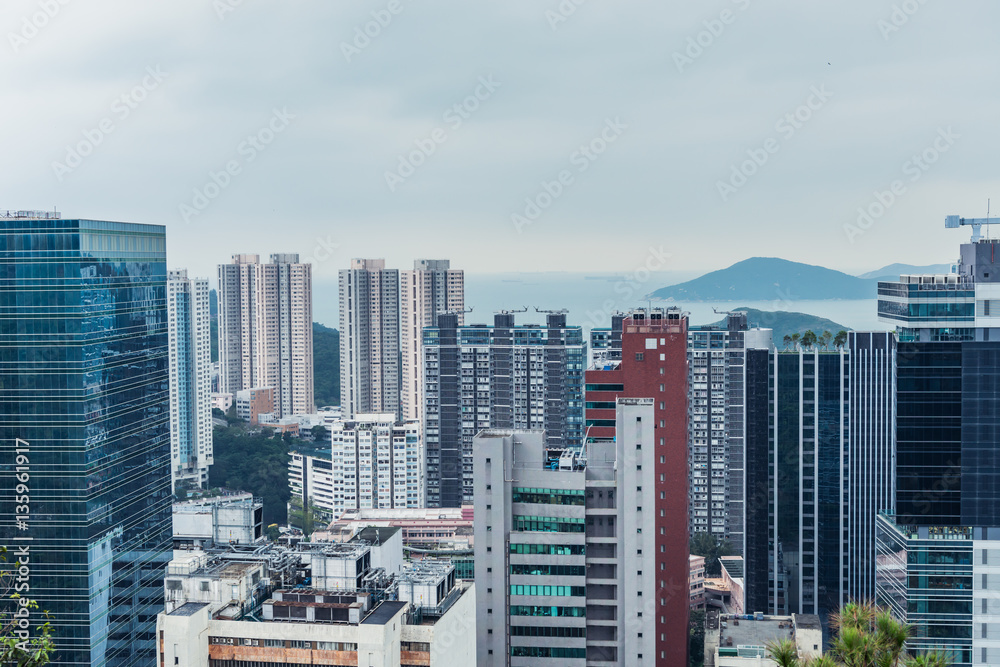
[712,614,822,666]
[157,526,475,667]
[172,494,264,548]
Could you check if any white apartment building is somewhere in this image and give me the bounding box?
[217,253,313,417]
[399,259,464,422]
[167,269,213,490]
[289,415,423,522]
[331,414,423,518]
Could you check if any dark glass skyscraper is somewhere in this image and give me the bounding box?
[0,215,171,667]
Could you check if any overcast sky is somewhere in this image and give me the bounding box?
[2,0,998,283]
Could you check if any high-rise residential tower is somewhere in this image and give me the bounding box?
[217,253,313,417]
[422,311,585,508]
[0,213,172,667]
[474,399,658,665]
[593,312,764,549]
[584,307,690,665]
[339,259,400,419]
[399,259,464,423]
[328,414,423,518]
[167,269,213,491]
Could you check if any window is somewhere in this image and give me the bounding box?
[635,353,644,361]
[199,581,210,592]
[319,641,359,651]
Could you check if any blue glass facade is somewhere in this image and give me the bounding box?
[0,219,171,667]
[876,513,974,666]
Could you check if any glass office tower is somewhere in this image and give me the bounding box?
[0,215,171,667]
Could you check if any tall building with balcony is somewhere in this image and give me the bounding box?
[422,311,585,507]
[167,269,213,491]
[339,259,400,419]
[474,400,658,665]
[874,231,1000,665]
[399,259,464,423]
[329,414,423,518]
[217,253,313,417]
[0,213,172,667]
[592,311,767,550]
[876,514,1000,666]
[584,307,690,665]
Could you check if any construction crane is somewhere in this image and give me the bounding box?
[946,206,997,243]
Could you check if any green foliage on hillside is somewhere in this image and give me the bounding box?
[313,322,340,407]
[209,425,291,525]
[709,308,850,346]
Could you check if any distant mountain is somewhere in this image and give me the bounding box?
[649,257,877,302]
[857,263,952,281]
[708,308,851,345]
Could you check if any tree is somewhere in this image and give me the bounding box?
[0,547,54,667]
[821,330,833,350]
[782,334,792,351]
[288,497,323,539]
[265,524,281,541]
[688,609,706,667]
[312,323,340,407]
[801,330,818,350]
[209,423,291,524]
[311,425,329,442]
[689,531,734,577]
[834,330,848,350]
[766,602,952,666]
[791,333,801,350]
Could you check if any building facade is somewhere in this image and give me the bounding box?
[583,307,690,663]
[235,386,274,425]
[339,258,400,419]
[158,533,475,667]
[329,414,423,519]
[745,334,895,622]
[399,259,464,423]
[873,232,1000,664]
[0,214,172,667]
[876,513,1000,667]
[474,400,659,665]
[167,269,213,490]
[217,253,313,417]
[423,311,585,507]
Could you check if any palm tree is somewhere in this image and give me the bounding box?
[767,602,953,667]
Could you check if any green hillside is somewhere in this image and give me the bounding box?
[708,308,851,346]
[313,322,340,407]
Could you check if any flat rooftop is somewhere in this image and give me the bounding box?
[362,601,407,625]
[169,602,209,616]
[721,616,795,650]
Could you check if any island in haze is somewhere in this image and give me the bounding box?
[649,257,948,302]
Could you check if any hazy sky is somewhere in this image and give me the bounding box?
[3,0,998,284]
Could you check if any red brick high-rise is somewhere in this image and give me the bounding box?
[585,308,689,664]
